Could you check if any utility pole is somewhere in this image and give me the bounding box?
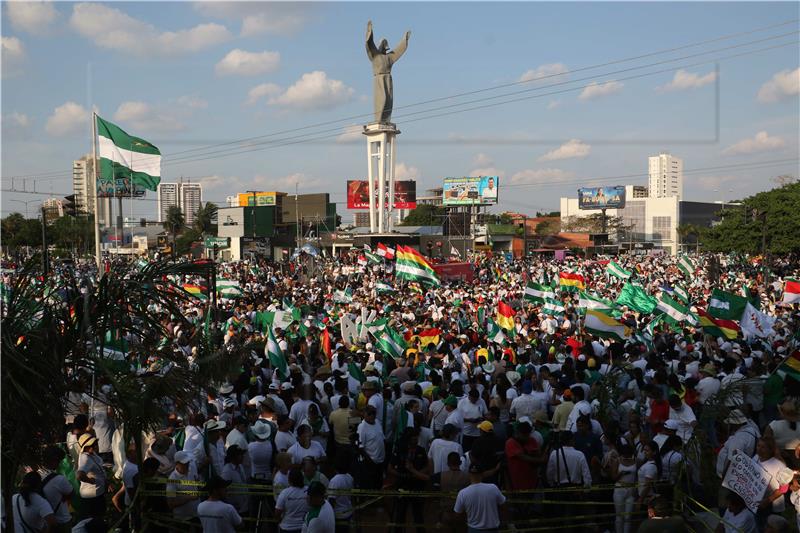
[41,205,49,275]
[295,182,300,251]
[245,190,258,258]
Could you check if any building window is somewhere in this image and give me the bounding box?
[652,216,672,241]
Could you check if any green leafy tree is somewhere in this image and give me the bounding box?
[535,219,560,236]
[163,206,185,256]
[176,228,202,256]
[193,202,218,234]
[400,204,445,226]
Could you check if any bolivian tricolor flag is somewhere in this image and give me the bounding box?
[559,272,586,292]
[395,245,441,287]
[183,283,208,300]
[778,351,800,382]
[696,308,739,340]
[496,301,515,331]
[417,328,441,348]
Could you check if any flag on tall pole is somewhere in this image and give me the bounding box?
[96,115,162,191]
[376,242,395,260]
[615,282,657,313]
[696,309,740,340]
[673,284,690,304]
[655,294,689,325]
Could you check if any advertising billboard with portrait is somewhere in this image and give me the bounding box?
[578,186,626,210]
[346,180,417,209]
[442,176,499,205]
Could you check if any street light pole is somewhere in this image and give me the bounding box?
[245,190,258,258]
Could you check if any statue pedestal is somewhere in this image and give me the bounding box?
[363,122,400,234]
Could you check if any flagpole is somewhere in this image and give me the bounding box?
[92,112,102,270]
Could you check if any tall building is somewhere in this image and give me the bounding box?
[648,152,683,200]
[157,182,203,225]
[157,183,179,223]
[180,182,203,227]
[72,154,111,225]
[42,198,63,220]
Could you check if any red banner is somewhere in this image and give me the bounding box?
[347,180,417,209]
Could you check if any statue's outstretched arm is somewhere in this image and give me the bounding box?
[388,30,411,64]
[366,20,378,60]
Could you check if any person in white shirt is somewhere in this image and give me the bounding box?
[289,388,319,428]
[276,469,310,533]
[249,420,275,482]
[76,433,107,518]
[565,387,592,433]
[327,461,354,522]
[509,381,538,423]
[167,451,200,521]
[12,472,56,533]
[38,446,73,527]
[221,445,249,515]
[288,425,326,465]
[718,492,758,533]
[453,463,506,531]
[302,482,336,533]
[716,410,759,478]
[668,394,697,443]
[357,406,385,489]
[458,388,487,451]
[753,436,788,517]
[197,476,242,533]
[428,424,464,474]
[276,415,298,452]
[546,432,592,488]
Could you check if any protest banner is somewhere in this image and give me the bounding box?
[722,451,771,512]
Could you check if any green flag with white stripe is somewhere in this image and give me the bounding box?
[524,282,556,303]
[486,318,506,344]
[542,298,566,316]
[677,255,695,277]
[606,261,632,279]
[673,284,690,304]
[96,115,161,191]
[656,294,689,325]
[265,327,288,379]
[376,326,407,359]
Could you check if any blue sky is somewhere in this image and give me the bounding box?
[2,1,798,220]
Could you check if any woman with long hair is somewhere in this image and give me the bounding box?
[12,472,56,533]
[637,441,662,507]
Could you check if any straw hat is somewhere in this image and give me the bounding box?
[78,433,98,451]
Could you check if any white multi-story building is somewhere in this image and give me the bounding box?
[72,154,111,225]
[158,182,203,225]
[648,152,683,200]
[180,182,203,227]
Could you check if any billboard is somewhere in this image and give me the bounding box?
[96,176,146,198]
[238,192,277,207]
[578,186,626,210]
[346,180,417,209]
[442,176,499,205]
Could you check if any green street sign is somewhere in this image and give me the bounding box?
[204,236,230,249]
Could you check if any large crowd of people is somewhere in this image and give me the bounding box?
[5,249,800,533]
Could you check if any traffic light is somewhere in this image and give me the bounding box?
[63,195,78,217]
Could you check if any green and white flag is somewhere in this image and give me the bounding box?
[265,310,294,331]
[365,317,389,339]
[375,281,395,293]
[216,278,242,297]
[707,288,748,321]
[376,326,407,359]
[333,287,353,304]
[364,250,382,264]
[677,255,695,277]
[673,284,690,304]
[486,318,506,345]
[524,282,556,303]
[542,298,566,316]
[578,291,615,312]
[265,327,288,379]
[96,115,161,191]
[656,294,689,325]
[606,261,632,279]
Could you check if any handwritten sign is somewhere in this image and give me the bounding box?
[722,451,772,512]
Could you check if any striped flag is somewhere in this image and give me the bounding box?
[375,281,395,293]
[321,327,332,361]
[395,245,440,287]
[777,351,800,382]
[559,272,586,292]
[606,261,632,280]
[96,114,161,191]
[334,287,354,303]
[696,308,740,340]
[524,282,556,303]
[266,327,288,379]
[377,326,407,359]
[656,294,689,325]
[782,278,800,305]
[364,250,382,264]
[216,278,242,297]
[708,289,748,321]
[584,309,630,342]
[486,318,506,344]
[376,242,395,260]
[496,301,515,331]
[357,255,368,266]
[182,283,207,301]
[673,284,690,304]
[677,255,695,277]
[417,328,441,347]
[542,298,566,316]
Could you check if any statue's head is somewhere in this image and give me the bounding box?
[378,38,389,53]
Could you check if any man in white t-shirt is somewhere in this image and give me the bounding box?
[428,424,465,474]
[197,477,242,533]
[357,406,385,489]
[454,463,506,531]
[167,451,200,521]
[303,481,336,533]
[458,388,487,452]
[38,446,73,527]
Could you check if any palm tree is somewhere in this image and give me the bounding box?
[193,202,218,234]
[163,206,185,257]
[677,224,701,253]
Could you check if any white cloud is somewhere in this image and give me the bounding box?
[246,83,282,105]
[215,49,280,76]
[694,175,738,191]
[6,1,58,35]
[176,95,208,109]
[268,71,354,111]
[519,63,569,84]
[336,124,363,143]
[757,68,800,103]
[538,139,591,162]
[252,172,322,191]
[472,153,493,167]
[114,101,185,133]
[1,36,26,75]
[193,2,309,37]
[45,101,89,136]
[511,168,574,184]
[70,3,231,56]
[722,131,785,156]
[657,69,716,92]
[578,80,623,101]
[3,112,30,128]
[394,163,419,180]
[547,99,561,110]
[469,167,506,179]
